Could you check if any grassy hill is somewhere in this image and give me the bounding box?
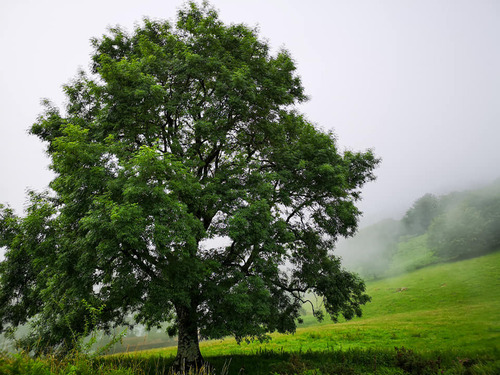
[2,252,498,374]
[109,252,500,373]
[148,251,499,356]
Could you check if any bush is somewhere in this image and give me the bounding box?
[0,352,137,375]
[394,347,441,375]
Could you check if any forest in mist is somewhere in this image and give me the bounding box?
[335,178,500,280]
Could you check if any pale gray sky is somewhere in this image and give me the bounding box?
[1,0,499,225]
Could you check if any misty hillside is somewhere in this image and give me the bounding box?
[336,179,500,279]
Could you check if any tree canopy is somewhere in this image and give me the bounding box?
[427,182,500,260]
[0,2,379,368]
[402,194,441,236]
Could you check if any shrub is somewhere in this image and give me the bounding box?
[394,347,441,375]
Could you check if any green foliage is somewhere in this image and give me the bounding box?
[338,180,500,279]
[402,194,441,236]
[100,347,498,375]
[0,1,379,365]
[427,186,500,260]
[0,352,136,375]
[70,300,127,358]
[394,346,441,375]
[5,348,494,375]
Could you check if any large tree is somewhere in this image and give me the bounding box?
[0,2,379,369]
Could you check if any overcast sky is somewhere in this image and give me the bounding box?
[1,0,499,226]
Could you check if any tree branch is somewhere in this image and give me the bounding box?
[241,245,260,273]
[119,245,157,280]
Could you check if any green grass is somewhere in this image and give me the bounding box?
[133,251,500,358]
[385,234,438,276]
[3,252,499,374]
[0,352,138,375]
[115,252,500,374]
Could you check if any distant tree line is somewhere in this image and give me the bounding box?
[337,179,500,279]
[406,181,500,260]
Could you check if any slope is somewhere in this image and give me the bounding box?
[138,251,500,357]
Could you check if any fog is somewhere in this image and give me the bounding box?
[336,179,500,279]
[1,0,499,226]
[1,3,499,356]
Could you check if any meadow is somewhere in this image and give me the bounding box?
[2,251,499,374]
[111,251,500,373]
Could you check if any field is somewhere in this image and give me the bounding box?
[2,252,499,374]
[106,251,500,373]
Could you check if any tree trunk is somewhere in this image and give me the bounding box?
[173,304,204,372]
